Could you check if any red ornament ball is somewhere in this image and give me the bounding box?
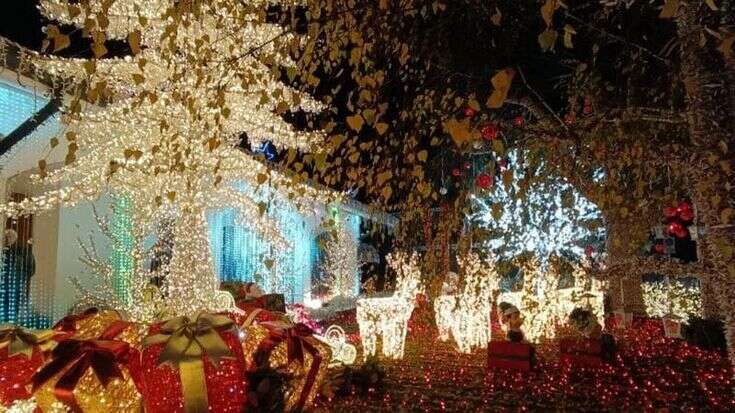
[464,107,477,118]
[451,168,462,177]
[464,161,472,170]
[668,221,688,239]
[476,173,493,189]
[481,123,499,141]
[664,206,678,218]
[679,208,694,222]
[513,116,525,127]
[498,159,509,169]
[654,244,665,254]
[677,201,692,213]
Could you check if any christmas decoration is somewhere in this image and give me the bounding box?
[433,252,498,353]
[314,325,357,366]
[0,326,65,406]
[487,341,535,371]
[513,116,525,127]
[241,320,331,412]
[475,173,493,189]
[451,167,461,177]
[356,251,422,359]
[140,313,247,413]
[463,107,476,118]
[480,123,499,141]
[320,222,359,299]
[1,0,336,317]
[31,320,143,413]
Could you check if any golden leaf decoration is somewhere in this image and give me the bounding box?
[659,0,679,19]
[128,30,142,55]
[487,68,515,109]
[538,29,558,52]
[443,118,474,148]
[717,33,735,59]
[346,114,365,132]
[540,0,560,26]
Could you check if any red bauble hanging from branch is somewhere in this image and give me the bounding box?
[463,107,476,118]
[481,123,499,141]
[451,167,462,177]
[513,116,524,127]
[475,173,493,189]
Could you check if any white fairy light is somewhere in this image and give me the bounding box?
[356,251,422,360]
[0,0,337,316]
[497,259,605,343]
[433,252,498,353]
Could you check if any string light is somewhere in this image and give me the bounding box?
[642,278,702,320]
[320,220,359,299]
[497,259,605,343]
[356,251,422,359]
[0,0,338,317]
[434,252,498,353]
[314,325,357,366]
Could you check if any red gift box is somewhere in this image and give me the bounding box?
[0,327,68,407]
[487,341,534,371]
[140,313,248,413]
[559,338,603,368]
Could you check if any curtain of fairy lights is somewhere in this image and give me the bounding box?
[207,183,317,304]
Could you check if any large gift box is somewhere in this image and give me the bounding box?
[559,338,603,368]
[0,326,68,406]
[31,319,144,412]
[487,341,535,371]
[241,320,331,412]
[140,313,249,413]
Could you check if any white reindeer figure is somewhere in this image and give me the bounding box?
[434,252,498,353]
[356,251,422,359]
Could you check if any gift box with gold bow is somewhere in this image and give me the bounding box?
[0,325,68,406]
[140,312,248,413]
[31,319,144,413]
[241,320,331,412]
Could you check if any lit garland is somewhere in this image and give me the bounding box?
[0,0,338,317]
[356,251,422,359]
[433,252,498,353]
[497,258,605,343]
[642,278,702,320]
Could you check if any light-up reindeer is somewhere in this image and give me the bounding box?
[356,251,422,359]
[434,252,498,353]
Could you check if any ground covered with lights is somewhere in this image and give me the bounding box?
[313,310,735,412]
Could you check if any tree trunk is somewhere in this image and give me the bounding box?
[677,1,735,369]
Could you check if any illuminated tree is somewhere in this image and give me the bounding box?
[0,0,334,315]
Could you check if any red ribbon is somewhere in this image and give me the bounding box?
[53,308,99,333]
[254,322,323,410]
[32,321,132,413]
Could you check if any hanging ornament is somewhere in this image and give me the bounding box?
[668,221,688,239]
[584,245,594,257]
[654,243,666,254]
[451,168,462,177]
[679,208,694,222]
[464,161,472,170]
[513,116,524,127]
[439,187,448,196]
[498,158,509,170]
[664,206,678,219]
[475,173,493,189]
[463,107,476,118]
[480,123,499,141]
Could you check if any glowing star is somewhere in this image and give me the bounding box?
[433,252,498,353]
[0,0,337,317]
[356,251,422,359]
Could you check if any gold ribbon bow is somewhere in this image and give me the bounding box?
[143,313,234,413]
[0,325,59,358]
